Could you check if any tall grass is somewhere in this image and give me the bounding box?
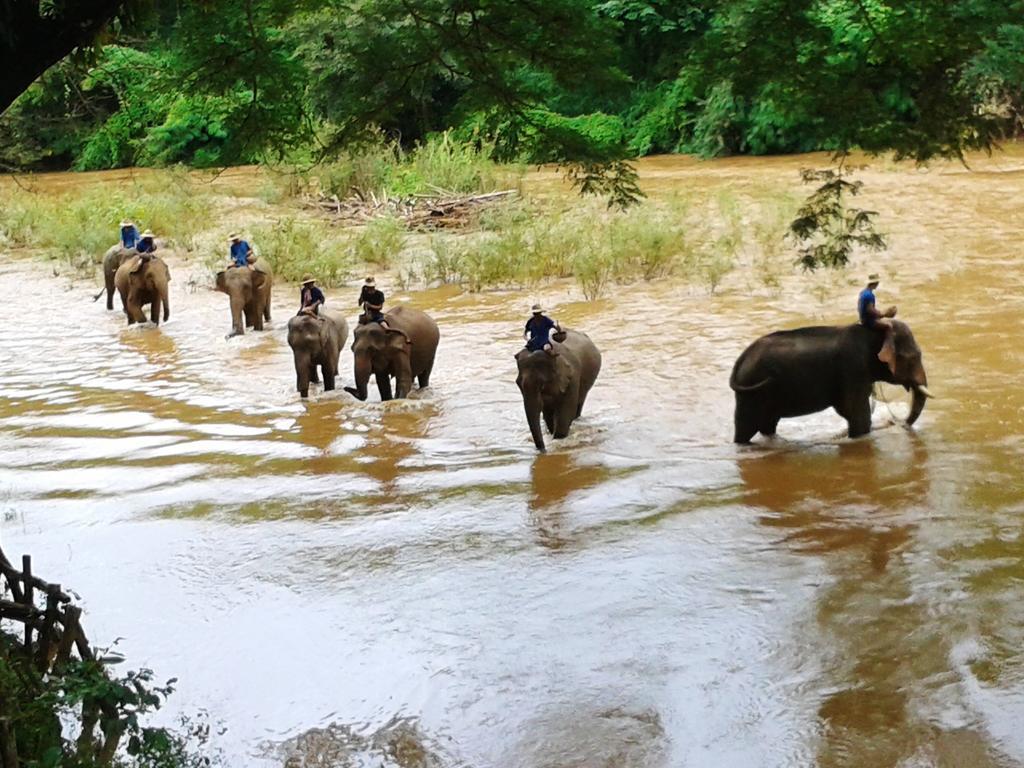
[352,216,406,269]
[250,217,353,287]
[0,171,210,272]
[308,132,522,200]
[417,200,699,297]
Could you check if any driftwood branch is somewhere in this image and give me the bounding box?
[303,189,517,230]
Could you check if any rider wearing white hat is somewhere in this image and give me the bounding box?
[136,229,156,254]
[357,276,388,326]
[524,303,560,352]
[857,272,897,370]
[228,233,253,269]
[119,219,140,249]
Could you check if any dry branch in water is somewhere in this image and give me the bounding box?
[303,189,517,229]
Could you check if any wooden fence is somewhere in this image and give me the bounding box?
[0,546,122,767]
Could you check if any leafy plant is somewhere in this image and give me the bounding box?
[788,165,887,270]
[353,216,406,269]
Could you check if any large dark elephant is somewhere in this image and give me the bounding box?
[516,329,602,452]
[215,260,274,337]
[113,255,171,326]
[287,309,349,398]
[93,245,137,309]
[730,320,932,443]
[343,306,440,401]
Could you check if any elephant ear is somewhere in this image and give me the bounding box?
[386,327,412,347]
[215,270,228,291]
[552,354,573,394]
[251,271,266,290]
[128,256,144,275]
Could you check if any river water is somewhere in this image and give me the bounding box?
[2,151,1024,767]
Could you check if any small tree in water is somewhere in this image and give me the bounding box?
[788,163,887,270]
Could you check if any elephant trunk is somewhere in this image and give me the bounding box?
[907,365,929,426]
[349,354,371,401]
[294,351,311,398]
[523,390,546,452]
[229,293,245,336]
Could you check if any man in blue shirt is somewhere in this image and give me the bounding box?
[524,304,560,352]
[299,274,326,316]
[228,233,253,270]
[858,273,897,368]
[119,220,140,249]
[136,229,157,254]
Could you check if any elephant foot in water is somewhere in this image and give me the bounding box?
[343,386,367,401]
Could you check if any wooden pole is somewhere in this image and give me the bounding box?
[21,555,33,650]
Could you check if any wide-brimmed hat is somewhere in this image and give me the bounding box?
[531,304,543,314]
[364,276,376,286]
[867,273,880,284]
[141,229,154,238]
[120,219,134,227]
[228,233,241,243]
[301,274,316,285]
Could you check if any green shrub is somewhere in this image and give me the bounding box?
[0,171,210,273]
[353,215,406,268]
[251,217,352,287]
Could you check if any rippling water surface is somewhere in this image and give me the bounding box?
[3,152,1024,767]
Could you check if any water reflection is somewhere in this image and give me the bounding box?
[528,452,610,550]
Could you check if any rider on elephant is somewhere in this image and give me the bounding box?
[299,274,325,316]
[228,233,254,270]
[357,277,389,327]
[119,219,140,249]
[858,273,897,371]
[524,304,561,352]
[136,229,157,255]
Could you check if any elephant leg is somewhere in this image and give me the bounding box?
[253,304,264,332]
[759,415,780,437]
[542,405,556,435]
[553,394,579,439]
[263,298,271,322]
[376,372,393,401]
[150,297,161,325]
[244,307,254,329]
[733,396,760,444]
[322,362,336,392]
[841,392,873,439]
[105,278,115,310]
[417,369,431,388]
[309,363,320,384]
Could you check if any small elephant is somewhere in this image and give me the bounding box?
[344,306,440,401]
[730,320,932,443]
[94,245,137,309]
[516,328,602,452]
[114,255,171,326]
[215,260,274,337]
[287,309,349,398]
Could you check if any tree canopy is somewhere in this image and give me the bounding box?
[2,0,1023,171]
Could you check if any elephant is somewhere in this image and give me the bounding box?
[215,260,274,337]
[114,254,171,326]
[515,329,602,452]
[730,320,932,443]
[93,245,138,309]
[343,306,440,401]
[287,309,349,398]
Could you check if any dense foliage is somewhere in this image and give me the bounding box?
[3,0,1024,174]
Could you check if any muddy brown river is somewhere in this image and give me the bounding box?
[2,151,1024,767]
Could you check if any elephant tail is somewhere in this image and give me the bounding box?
[729,373,773,392]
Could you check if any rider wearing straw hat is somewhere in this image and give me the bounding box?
[524,304,560,352]
[136,229,157,255]
[298,274,325,316]
[119,219,140,249]
[858,272,897,369]
[228,233,254,270]
[357,276,388,326]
